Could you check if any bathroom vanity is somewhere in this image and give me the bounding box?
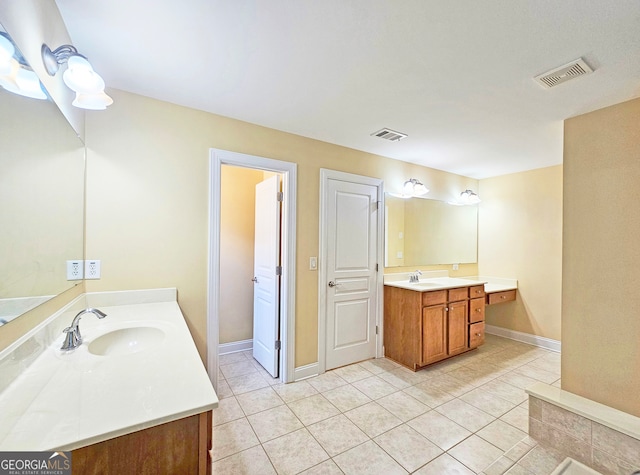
[384,276,487,371]
[0,289,218,475]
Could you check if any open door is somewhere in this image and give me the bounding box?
[252,174,281,377]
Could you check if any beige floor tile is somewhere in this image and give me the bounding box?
[408,410,471,451]
[219,352,251,366]
[331,363,374,383]
[322,384,371,412]
[262,428,329,475]
[212,418,260,461]
[375,424,443,472]
[480,380,529,405]
[413,453,475,474]
[477,420,528,452]
[307,414,369,457]
[352,375,399,400]
[504,464,535,475]
[460,387,516,417]
[498,372,540,391]
[404,383,454,407]
[220,359,259,379]
[448,434,504,473]
[227,372,270,395]
[236,386,284,416]
[307,372,349,393]
[299,459,344,474]
[216,379,234,399]
[483,456,516,475]
[272,380,318,403]
[376,390,430,422]
[516,445,565,475]
[369,357,401,372]
[333,440,407,475]
[358,359,388,375]
[513,364,559,384]
[213,396,246,426]
[377,370,413,389]
[435,398,495,432]
[388,366,431,385]
[288,394,340,426]
[344,401,402,438]
[504,440,536,462]
[428,374,477,397]
[247,405,303,442]
[212,445,277,475]
[500,406,529,433]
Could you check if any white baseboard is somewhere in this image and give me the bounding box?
[294,362,319,381]
[219,339,253,355]
[485,325,561,353]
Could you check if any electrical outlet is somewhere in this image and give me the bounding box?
[66,260,84,280]
[85,259,101,279]
[309,257,317,270]
[453,263,459,271]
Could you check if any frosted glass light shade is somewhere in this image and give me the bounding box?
[0,35,15,75]
[402,178,429,197]
[63,55,105,94]
[459,189,481,205]
[72,91,114,110]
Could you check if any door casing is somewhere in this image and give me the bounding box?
[208,149,297,390]
[318,168,384,374]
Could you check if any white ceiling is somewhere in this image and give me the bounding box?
[55,0,640,179]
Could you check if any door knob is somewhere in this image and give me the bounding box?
[251,277,258,283]
[328,281,339,287]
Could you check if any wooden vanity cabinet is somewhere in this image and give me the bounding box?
[384,284,486,371]
[71,410,212,475]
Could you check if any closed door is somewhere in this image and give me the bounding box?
[324,178,378,370]
[448,300,468,356]
[422,304,447,364]
[252,175,281,377]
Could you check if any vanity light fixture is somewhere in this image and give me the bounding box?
[0,33,47,100]
[459,189,481,205]
[41,43,113,110]
[402,178,429,197]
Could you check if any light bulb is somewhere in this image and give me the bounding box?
[0,35,15,75]
[63,55,105,94]
[72,91,114,110]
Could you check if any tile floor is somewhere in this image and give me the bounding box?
[213,335,568,474]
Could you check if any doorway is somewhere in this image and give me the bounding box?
[208,149,297,391]
[318,169,384,374]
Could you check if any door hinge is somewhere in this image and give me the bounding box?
[276,266,282,276]
[275,340,281,350]
[376,325,379,335]
[375,263,379,272]
[277,192,284,202]
[376,200,381,210]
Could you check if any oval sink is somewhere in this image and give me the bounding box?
[411,282,440,289]
[88,326,165,356]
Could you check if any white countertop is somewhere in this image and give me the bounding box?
[383,271,517,293]
[0,289,218,451]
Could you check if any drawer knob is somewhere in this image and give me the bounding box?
[476,308,481,312]
[476,332,482,337]
[501,295,506,299]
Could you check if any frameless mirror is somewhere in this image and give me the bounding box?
[385,193,478,267]
[0,26,85,328]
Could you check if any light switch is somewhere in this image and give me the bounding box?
[309,257,317,270]
[396,251,403,259]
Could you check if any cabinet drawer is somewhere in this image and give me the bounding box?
[469,322,485,348]
[487,290,516,305]
[448,287,468,302]
[470,285,485,298]
[422,289,447,306]
[469,297,485,323]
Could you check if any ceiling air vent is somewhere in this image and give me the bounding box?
[534,58,594,89]
[370,128,407,142]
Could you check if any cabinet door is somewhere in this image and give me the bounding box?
[422,304,447,365]
[469,297,485,323]
[448,300,468,356]
[469,322,485,349]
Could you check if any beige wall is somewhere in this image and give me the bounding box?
[562,97,640,417]
[85,88,479,368]
[478,166,563,341]
[219,165,264,344]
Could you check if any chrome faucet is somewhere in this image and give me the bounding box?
[409,270,422,283]
[61,308,107,351]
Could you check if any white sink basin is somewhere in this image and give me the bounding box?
[410,282,441,289]
[88,326,165,356]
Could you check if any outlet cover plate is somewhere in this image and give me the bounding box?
[85,260,101,279]
[66,260,84,280]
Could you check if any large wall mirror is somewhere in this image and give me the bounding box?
[0,26,85,328]
[385,193,478,267]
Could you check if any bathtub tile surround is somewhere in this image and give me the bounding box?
[214,335,574,474]
[528,383,640,474]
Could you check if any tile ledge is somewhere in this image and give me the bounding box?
[526,382,640,440]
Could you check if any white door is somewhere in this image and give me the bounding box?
[252,175,281,377]
[325,178,379,370]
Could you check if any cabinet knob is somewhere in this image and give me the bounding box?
[501,295,506,299]
[476,308,481,312]
[476,332,482,337]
